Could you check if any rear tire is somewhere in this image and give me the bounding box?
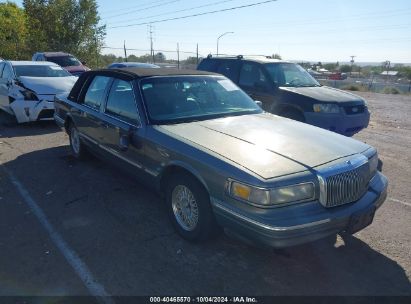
[165,174,220,242]
[68,123,87,159]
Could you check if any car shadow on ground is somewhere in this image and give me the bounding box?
[0,111,61,138]
[2,146,411,296]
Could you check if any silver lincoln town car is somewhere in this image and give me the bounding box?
[54,68,388,247]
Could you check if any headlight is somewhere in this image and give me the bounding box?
[368,152,379,177]
[230,182,270,205]
[313,103,340,113]
[19,89,38,101]
[229,181,314,206]
[270,183,315,204]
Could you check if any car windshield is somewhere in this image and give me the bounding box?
[14,65,72,77]
[141,76,262,124]
[265,63,320,87]
[47,55,81,67]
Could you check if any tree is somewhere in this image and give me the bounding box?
[298,62,311,69]
[0,2,28,60]
[184,56,201,65]
[339,64,352,73]
[97,53,118,68]
[397,66,411,81]
[323,63,337,71]
[154,52,166,62]
[23,0,106,68]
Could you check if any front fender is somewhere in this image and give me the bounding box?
[157,160,210,194]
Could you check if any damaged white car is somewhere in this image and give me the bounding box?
[0,61,77,123]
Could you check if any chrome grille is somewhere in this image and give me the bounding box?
[317,155,370,208]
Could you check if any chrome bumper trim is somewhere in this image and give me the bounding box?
[211,198,331,232]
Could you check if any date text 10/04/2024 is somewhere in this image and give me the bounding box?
[149,297,258,303]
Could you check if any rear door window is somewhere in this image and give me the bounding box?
[197,59,219,72]
[105,79,140,125]
[216,60,240,82]
[83,76,111,111]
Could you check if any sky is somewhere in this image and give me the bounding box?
[7,0,411,63]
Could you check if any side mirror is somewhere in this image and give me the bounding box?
[81,61,87,66]
[119,125,141,151]
[255,100,263,108]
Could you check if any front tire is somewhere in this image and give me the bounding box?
[69,123,87,159]
[166,174,219,242]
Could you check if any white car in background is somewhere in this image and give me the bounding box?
[0,61,77,123]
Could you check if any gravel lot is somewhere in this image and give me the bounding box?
[0,91,410,299]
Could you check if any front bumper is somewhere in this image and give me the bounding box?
[304,109,370,136]
[212,172,388,248]
[10,99,54,123]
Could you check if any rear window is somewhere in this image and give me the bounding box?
[13,65,71,77]
[47,55,81,67]
[216,60,240,82]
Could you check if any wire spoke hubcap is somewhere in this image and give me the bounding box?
[172,185,199,231]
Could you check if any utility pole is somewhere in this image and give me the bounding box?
[124,40,128,62]
[196,43,199,65]
[148,24,155,63]
[177,43,180,70]
[350,55,356,77]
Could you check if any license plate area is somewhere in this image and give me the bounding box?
[347,207,376,234]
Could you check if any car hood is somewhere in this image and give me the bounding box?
[157,113,370,179]
[18,76,78,95]
[280,86,364,103]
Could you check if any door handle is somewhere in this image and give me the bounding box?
[119,134,130,151]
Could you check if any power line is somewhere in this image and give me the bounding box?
[102,46,202,56]
[151,23,411,40]
[100,0,172,15]
[107,0,237,26]
[109,0,278,29]
[233,8,411,31]
[226,36,411,46]
[102,0,183,20]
